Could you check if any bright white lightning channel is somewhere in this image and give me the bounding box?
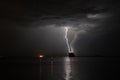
[65,27,74,53]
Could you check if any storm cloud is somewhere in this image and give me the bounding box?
[0,0,120,56]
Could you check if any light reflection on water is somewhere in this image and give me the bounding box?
[39,57,75,80]
[1,57,119,80]
[64,57,72,80]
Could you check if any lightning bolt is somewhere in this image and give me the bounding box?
[65,27,74,53]
[65,27,70,52]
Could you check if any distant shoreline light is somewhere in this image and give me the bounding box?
[39,54,44,58]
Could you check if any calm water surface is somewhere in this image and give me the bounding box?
[0,57,120,80]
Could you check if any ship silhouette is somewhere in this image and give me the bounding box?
[68,52,75,57]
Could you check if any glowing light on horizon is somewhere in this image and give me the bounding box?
[39,54,44,58]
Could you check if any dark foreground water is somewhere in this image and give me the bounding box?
[0,57,120,80]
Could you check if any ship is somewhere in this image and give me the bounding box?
[68,52,75,57]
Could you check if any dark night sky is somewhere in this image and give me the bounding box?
[0,0,120,56]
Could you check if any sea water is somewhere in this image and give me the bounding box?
[0,57,120,80]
